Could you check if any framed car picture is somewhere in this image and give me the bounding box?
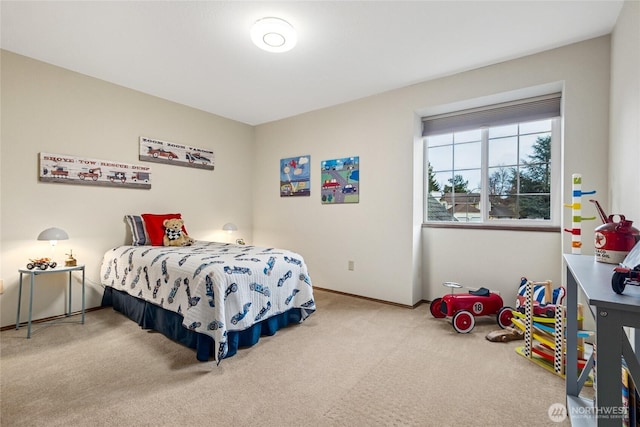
[139,136,214,170]
[321,156,359,204]
[280,155,310,197]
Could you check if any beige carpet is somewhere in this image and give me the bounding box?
[1,289,573,426]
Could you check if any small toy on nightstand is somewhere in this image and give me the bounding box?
[65,250,77,267]
[26,258,56,270]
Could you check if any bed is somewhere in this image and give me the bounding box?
[100,240,316,363]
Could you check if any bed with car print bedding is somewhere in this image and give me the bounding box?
[100,241,316,363]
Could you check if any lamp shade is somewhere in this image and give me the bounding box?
[222,223,238,233]
[37,227,69,241]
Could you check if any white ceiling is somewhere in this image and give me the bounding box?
[0,1,624,125]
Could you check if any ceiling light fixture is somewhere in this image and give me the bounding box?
[251,17,297,53]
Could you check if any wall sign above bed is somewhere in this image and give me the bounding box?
[139,136,215,171]
[39,152,152,189]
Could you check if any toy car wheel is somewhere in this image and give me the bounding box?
[38,264,48,270]
[26,263,35,270]
[429,298,446,318]
[497,307,514,329]
[612,271,627,295]
[49,262,57,268]
[452,310,475,333]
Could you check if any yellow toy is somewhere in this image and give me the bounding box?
[65,250,77,266]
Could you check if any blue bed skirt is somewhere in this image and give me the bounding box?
[101,287,304,362]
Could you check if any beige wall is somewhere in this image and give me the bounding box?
[253,36,612,306]
[422,37,612,303]
[0,51,254,327]
[610,0,640,221]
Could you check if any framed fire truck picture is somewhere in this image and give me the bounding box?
[39,152,152,189]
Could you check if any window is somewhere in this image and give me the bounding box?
[423,94,561,226]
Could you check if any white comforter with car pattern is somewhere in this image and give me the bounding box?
[100,241,316,362]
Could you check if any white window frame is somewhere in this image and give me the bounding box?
[423,113,561,229]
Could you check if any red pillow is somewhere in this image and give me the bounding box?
[141,213,188,246]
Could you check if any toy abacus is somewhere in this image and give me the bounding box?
[564,173,596,254]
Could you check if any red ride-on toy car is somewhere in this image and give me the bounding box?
[430,282,513,333]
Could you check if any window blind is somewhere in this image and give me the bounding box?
[422,93,561,136]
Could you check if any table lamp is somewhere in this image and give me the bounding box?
[37,227,68,261]
[222,223,238,234]
[222,223,243,244]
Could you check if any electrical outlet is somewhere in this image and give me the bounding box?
[348,261,354,271]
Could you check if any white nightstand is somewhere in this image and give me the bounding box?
[16,264,85,338]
